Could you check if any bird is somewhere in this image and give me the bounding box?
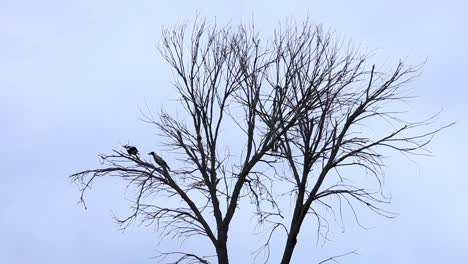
[148,151,170,170]
[124,145,139,156]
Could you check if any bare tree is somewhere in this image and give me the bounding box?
[71,19,452,264]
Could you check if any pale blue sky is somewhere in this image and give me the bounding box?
[1,0,467,263]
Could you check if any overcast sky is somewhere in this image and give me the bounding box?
[1,0,467,263]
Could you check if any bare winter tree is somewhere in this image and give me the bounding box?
[71,19,452,264]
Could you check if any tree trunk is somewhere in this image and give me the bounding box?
[216,230,229,264]
[280,211,306,264]
[280,229,299,264]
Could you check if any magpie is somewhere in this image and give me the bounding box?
[124,145,139,156]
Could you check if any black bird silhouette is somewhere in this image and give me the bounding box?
[148,151,170,170]
[124,145,139,156]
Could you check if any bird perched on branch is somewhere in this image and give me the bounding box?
[148,151,170,170]
[124,145,139,156]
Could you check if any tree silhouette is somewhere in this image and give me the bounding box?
[71,19,452,264]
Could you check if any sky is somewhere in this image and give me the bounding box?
[1,0,467,263]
